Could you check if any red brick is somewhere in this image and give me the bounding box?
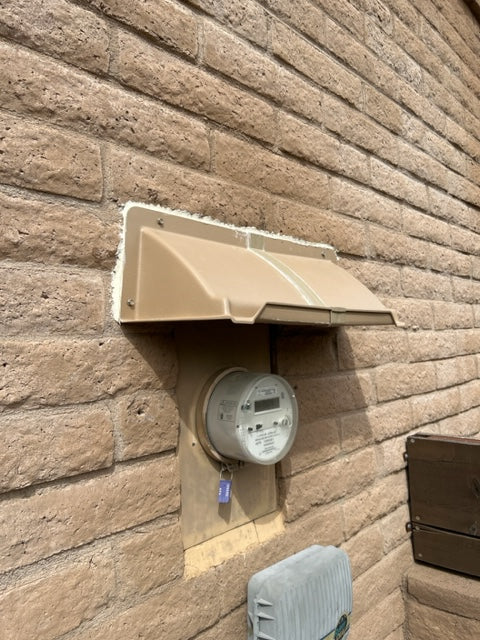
[0,455,179,572]
[0,407,113,492]
[88,0,198,57]
[115,30,276,144]
[0,0,110,73]
[0,113,102,201]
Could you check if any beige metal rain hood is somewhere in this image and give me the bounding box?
[114,204,397,327]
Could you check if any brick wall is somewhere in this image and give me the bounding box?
[0,1,479,639]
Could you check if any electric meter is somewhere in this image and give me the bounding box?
[199,369,298,465]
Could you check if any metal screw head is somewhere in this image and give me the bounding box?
[157,218,164,226]
[127,298,135,307]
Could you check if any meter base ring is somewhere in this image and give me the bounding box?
[196,367,247,465]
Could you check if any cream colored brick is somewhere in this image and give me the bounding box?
[340,410,374,453]
[0,0,110,73]
[370,158,429,210]
[353,542,411,620]
[286,503,345,551]
[293,371,375,420]
[407,563,480,619]
[0,455,179,572]
[350,588,405,640]
[280,416,340,477]
[329,178,403,230]
[204,21,278,98]
[343,472,408,537]
[323,94,398,165]
[438,406,480,437]
[459,379,480,412]
[271,20,362,107]
[342,259,403,297]
[0,113,102,201]
[262,0,326,45]
[377,434,408,475]
[407,330,458,361]
[0,266,104,335]
[435,355,477,388]
[115,519,183,597]
[338,327,408,370]
[375,362,436,402]
[368,398,414,442]
[370,225,430,269]
[195,607,246,640]
[106,145,276,229]
[0,192,118,269]
[276,331,337,377]
[188,0,269,47]
[113,390,178,461]
[402,267,453,301]
[406,599,480,639]
[265,199,368,256]
[381,503,410,553]
[0,552,115,640]
[0,42,209,171]
[341,523,384,579]
[278,67,324,124]
[115,30,276,144]
[0,336,176,411]
[214,131,329,209]
[315,0,364,38]
[0,407,113,492]
[411,387,461,425]
[88,0,197,57]
[72,570,222,640]
[382,296,433,330]
[282,447,377,521]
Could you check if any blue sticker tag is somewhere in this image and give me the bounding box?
[218,479,232,503]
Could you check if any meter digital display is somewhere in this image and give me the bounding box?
[201,369,298,465]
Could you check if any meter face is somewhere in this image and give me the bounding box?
[205,370,298,465]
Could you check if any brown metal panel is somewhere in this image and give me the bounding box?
[116,204,398,327]
[407,435,480,537]
[412,524,480,578]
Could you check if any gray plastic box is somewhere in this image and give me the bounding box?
[248,545,352,640]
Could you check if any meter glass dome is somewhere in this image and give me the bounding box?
[204,370,298,465]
